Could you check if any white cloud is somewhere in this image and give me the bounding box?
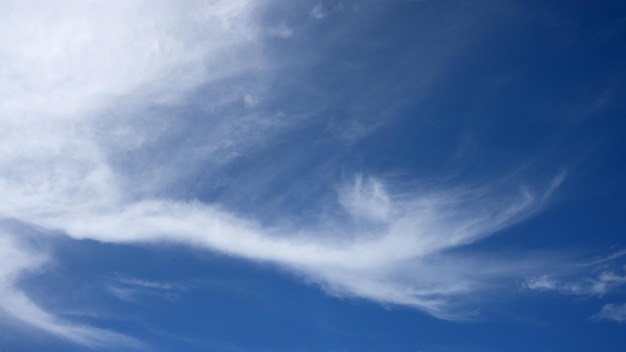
[0,0,568,346]
[0,0,261,117]
[524,275,558,291]
[310,4,326,19]
[524,252,626,323]
[0,0,267,212]
[0,233,141,349]
[524,265,626,297]
[107,276,187,303]
[594,303,626,323]
[338,175,392,222]
[243,94,260,107]
[22,174,556,319]
[0,0,267,346]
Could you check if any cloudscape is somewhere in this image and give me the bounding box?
[1,1,625,351]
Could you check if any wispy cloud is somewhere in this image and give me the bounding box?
[593,303,626,323]
[524,250,626,323]
[107,276,189,303]
[0,0,572,347]
[310,4,327,19]
[0,0,266,346]
[524,255,626,297]
[577,249,626,267]
[0,234,141,349]
[25,174,561,320]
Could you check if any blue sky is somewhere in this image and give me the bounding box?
[1,0,625,351]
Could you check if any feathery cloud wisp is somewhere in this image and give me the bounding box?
[26,175,558,319]
[524,251,626,324]
[524,262,626,297]
[594,303,626,323]
[0,0,264,345]
[0,234,142,348]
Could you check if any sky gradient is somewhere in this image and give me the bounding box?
[1,0,625,351]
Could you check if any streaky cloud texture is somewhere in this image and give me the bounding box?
[0,0,561,340]
[524,248,626,298]
[0,233,142,349]
[0,0,267,345]
[15,173,562,320]
[3,0,619,349]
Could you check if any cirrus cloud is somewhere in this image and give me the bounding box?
[0,0,569,347]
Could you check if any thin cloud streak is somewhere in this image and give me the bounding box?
[0,234,142,349]
[524,256,626,297]
[107,276,189,303]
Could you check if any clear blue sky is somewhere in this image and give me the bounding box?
[1,0,625,351]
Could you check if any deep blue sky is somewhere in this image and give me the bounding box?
[0,0,625,351]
